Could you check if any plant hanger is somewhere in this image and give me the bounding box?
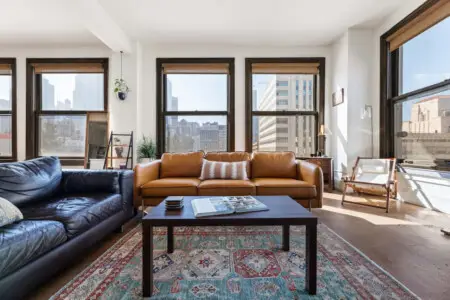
[114,51,130,100]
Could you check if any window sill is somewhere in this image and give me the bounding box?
[0,157,17,163]
[398,164,450,178]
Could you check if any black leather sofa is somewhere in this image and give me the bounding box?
[0,156,135,299]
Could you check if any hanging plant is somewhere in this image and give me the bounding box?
[114,78,130,100]
[114,51,130,101]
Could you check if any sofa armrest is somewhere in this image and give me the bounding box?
[297,160,324,208]
[61,170,120,194]
[133,160,161,207]
[119,170,134,217]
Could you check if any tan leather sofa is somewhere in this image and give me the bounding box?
[134,151,323,209]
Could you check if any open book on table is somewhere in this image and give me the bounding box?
[192,196,269,218]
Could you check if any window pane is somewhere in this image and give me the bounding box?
[401,17,450,94]
[0,115,12,156]
[166,74,227,111]
[39,115,86,156]
[252,74,314,111]
[394,89,450,169]
[42,74,104,111]
[252,115,316,156]
[0,75,12,110]
[165,116,227,152]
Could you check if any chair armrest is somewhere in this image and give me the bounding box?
[133,160,161,207]
[61,170,120,194]
[297,160,324,207]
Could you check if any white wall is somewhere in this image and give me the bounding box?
[139,44,332,152]
[347,29,374,163]
[330,33,349,184]
[330,29,374,188]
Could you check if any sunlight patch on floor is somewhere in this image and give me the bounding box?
[321,205,421,226]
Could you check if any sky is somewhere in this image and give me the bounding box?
[43,74,77,104]
[0,76,11,102]
[0,74,77,103]
[401,17,450,121]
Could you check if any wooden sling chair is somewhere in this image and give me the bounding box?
[342,157,397,213]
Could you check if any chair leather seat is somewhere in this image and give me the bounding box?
[0,220,67,279]
[198,179,256,196]
[21,193,122,238]
[252,178,317,199]
[141,178,200,197]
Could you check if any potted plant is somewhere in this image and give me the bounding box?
[137,136,156,163]
[114,78,130,100]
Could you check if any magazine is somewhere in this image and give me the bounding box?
[191,196,269,218]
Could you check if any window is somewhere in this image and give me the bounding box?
[157,58,234,155]
[0,59,16,161]
[246,58,325,156]
[26,59,108,165]
[400,17,450,94]
[381,0,450,170]
[276,90,289,96]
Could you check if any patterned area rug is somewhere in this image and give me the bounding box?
[51,224,418,299]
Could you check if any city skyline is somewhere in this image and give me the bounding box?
[397,95,450,169]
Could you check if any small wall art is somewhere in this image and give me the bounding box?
[332,88,344,106]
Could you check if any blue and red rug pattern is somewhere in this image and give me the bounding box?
[51,224,419,299]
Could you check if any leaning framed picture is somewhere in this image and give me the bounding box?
[332,88,344,106]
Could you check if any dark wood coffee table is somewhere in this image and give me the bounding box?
[142,195,317,297]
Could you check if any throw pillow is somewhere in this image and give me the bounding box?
[200,159,248,180]
[0,197,23,227]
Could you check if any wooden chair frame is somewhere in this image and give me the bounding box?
[341,157,397,213]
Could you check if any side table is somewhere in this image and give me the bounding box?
[303,157,334,192]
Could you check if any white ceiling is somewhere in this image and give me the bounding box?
[0,0,101,46]
[0,0,405,48]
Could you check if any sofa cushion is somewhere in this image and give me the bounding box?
[141,178,200,197]
[205,152,252,177]
[160,152,204,178]
[252,178,317,199]
[200,160,248,180]
[0,220,67,279]
[61,170,120,194]
[21,193,122,239]
[252,152,297,179]
[198,179,256,196]
[0,156,62,207]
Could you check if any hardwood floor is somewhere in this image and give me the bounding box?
[31,193,450,300]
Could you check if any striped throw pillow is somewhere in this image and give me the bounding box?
[200,159,248,180]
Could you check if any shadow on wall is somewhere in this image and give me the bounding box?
[397,166,450,214]
[332,119,349,191]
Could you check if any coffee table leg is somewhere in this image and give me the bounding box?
[167,225,174,253]
[282,225,290,251]
[305,223,317,295]
[143,224,153,297]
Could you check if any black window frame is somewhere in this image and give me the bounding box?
[245,57,326,156]
[380,0,450,170]
[156,57,235,156]
[0,58,17,162]
[26,58,109,166]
